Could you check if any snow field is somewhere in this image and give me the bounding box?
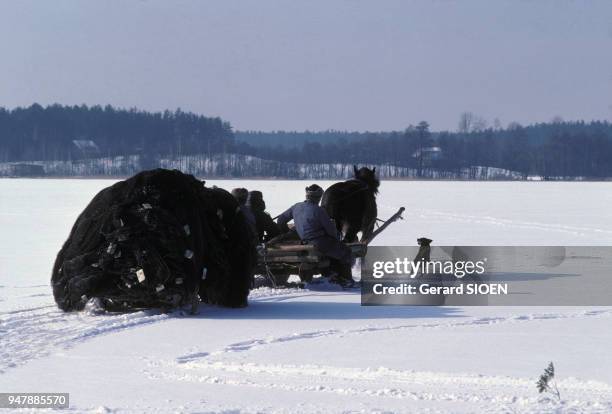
[1,179,612,413]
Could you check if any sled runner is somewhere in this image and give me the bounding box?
[256,207,405,286]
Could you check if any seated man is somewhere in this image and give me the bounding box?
[231,187,258,253]
[247,190,281,243]
[276,184,353,286]
[231,187,256,232]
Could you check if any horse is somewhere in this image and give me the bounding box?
[321,165,380,243]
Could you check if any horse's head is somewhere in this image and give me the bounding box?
[353,165,380,193]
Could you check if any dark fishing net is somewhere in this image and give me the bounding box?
[51,169,256,312]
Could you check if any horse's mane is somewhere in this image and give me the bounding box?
[353,167,380,194]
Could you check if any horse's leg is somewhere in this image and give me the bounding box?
[343,220,360,243]
[336,217,344,239]
[360,214,376,242]
[360,198,378,242]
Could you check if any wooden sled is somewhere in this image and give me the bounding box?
[255,207,405,287]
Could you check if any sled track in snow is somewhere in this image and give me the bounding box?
[0,288,311,373]
[0,287,308,372]
[0,305,170,372]
[175,308,612,363]
[147,359,612,413]
[2,288,612,379]
[413,209,612,237]
[157,307,612,413]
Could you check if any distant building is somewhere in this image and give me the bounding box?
[8,163,45,177]
[72,140,100,159]
[412,146,443,165]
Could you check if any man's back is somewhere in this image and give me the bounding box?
[239,204,256,229]
[281,201,337,241]
[252,210,280,241]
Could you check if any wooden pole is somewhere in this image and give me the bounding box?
[363,207,405,245]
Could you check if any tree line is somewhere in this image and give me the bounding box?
[0,103,233,162]
[1,104,612,179]
[237,120,612,179]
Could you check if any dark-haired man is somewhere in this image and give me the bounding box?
[277,184,353,285]
[231,187,256,234]
[248,190,281,243]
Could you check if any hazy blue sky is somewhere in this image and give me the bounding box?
[0,0,610,131]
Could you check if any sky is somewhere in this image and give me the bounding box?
[0,0,610,132]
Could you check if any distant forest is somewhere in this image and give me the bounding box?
[0,104,234,162]
[2,104,612,179]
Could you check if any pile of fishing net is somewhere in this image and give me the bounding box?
[51,169,256,312]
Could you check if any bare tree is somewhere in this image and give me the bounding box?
[493,118,503,131]
[459,111,488,133]
[472,116,488,132]
[415,121,430,178]
[458,112,475,133]
[551,116,564,124]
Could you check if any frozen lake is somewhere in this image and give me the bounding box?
[1,178,612,413]
[1,178,612,311]
[2,179,611,303]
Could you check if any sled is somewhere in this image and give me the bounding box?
[255,207,405,286]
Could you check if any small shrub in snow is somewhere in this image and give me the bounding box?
[537,361,561,401]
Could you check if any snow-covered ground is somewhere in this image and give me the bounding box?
[1,179,612,413]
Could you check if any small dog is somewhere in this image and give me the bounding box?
[414,237,433,263]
